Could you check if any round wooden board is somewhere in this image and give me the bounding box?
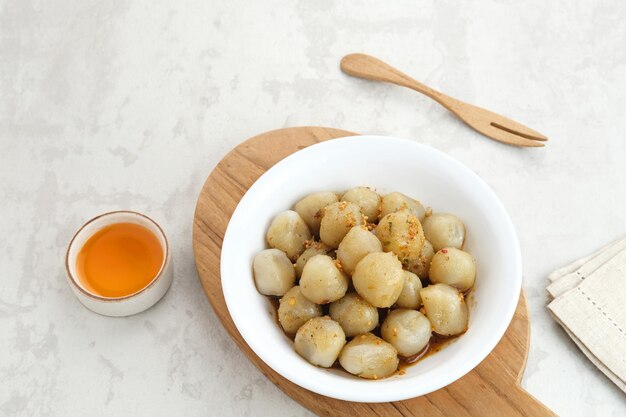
[192,126,556,417]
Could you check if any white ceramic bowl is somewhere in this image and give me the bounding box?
[65,211,173,317]
[221,136,521,402]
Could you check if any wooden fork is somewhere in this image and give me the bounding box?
[340,53,547,147]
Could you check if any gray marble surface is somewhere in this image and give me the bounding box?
[1,1,625,416]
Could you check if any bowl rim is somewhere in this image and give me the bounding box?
[65,210,170,302]
[220,135,522,402]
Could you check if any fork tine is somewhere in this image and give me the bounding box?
[447,99,548,146]
[486,111,548,142]
[481,123,545,147]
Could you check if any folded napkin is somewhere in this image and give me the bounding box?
[547,237,626,393]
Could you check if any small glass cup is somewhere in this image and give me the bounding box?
[65,211,173,317]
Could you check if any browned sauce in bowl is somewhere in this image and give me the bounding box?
[268,296,464,376]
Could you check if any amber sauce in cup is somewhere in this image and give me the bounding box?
[75,222,164,298]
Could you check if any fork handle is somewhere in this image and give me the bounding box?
[340,53,458,111]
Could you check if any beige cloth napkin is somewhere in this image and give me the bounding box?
[547,237,626,393]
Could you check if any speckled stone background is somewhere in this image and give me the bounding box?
[1,1,625,416]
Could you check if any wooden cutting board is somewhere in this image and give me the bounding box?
[192,126,556,417]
